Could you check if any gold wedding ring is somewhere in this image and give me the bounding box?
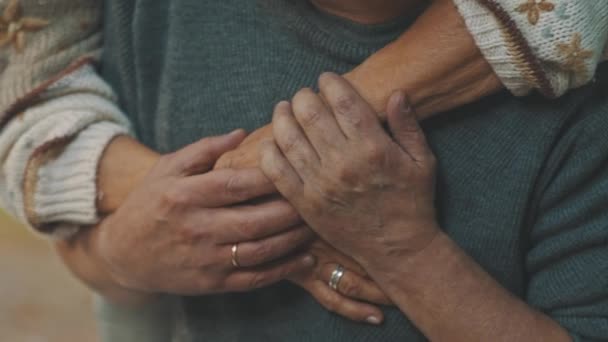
[231,243,241,268]
[328,264,345,291]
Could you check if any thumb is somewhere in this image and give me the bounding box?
[170,129,247,175]
[386,91,431,162]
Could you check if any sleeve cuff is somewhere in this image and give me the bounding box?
[31,121,129,237]
[452,0,533,96]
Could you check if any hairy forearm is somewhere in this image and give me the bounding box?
[369,231,571,342]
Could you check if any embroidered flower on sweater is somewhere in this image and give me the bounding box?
[0,0,49,53]
[515,0,555,25]
[557,33,594,79]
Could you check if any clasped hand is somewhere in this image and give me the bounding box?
[260,73,440,288]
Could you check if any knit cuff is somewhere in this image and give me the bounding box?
[28,121,129,237]
[452,0,533,96]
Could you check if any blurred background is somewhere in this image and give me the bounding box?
[0,210,97,341]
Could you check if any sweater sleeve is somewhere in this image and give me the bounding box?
[453,0,608,98]
[525,76,608,341]
[0,0,133,237]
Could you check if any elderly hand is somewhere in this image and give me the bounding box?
[214,133,393,325]
[93,130,316,296]
[289,239,392,324]
[260,73,440,275]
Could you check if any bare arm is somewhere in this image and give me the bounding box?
[216,0,501,169]
[373,232,570,342]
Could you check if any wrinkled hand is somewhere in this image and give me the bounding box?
[215,125,271,169]
[289,240,391,324]
[95,130,316,295]
[260,73,440,275]
[214,127,392,324]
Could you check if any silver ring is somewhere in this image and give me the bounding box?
[231,244,241,268]
[328,265,345,290]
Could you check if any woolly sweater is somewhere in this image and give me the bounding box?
[0,0,606,340]
[0,0,606,236]
[94,1,608,341]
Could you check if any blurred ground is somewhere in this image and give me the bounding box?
[0,211,97,342]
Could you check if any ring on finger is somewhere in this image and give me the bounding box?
[231,243,241,268]
[328,264,345,291]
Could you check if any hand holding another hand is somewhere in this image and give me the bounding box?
[87,131,316,296]
[260,73,440,279]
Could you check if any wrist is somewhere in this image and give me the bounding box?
[97,136,160,214]
[365,227,451,294]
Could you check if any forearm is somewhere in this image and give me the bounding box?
[454,0,608,97]
[345,0,501,119]
[216,0,500,170]
[369,231,571,342]
[96,136,160,214]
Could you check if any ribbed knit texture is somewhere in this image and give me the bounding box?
[454,0,608,97]
[0,63,131,236]
[98,1,608,341]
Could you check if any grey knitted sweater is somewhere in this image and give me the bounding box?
[98,1,608,341]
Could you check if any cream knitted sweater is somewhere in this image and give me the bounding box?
[0,0,606,237]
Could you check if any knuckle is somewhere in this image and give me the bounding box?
[363,142,387,165]
[279,131,300,155]
[336,163,358,184]
[162,187,189,208]
[292,89,324,127]
[177,224,199,242]
[250,242,273,263]
[298,106,323,128]
[340,278,361,297]
[236,218,259,240]
[334,94,357,117]
[215,151,235,169]
[248,273,269,289]
[224,172,248,200]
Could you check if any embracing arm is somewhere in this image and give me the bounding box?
[370,87,608,341]
[262,72,608,341]
[218,0,608,169]
[0,0,135,236]
[455,0,608,97]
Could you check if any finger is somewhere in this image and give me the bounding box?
[317,72,384,139]
[308,280,384,325]
[169,129,247,175]
[226,254,316,292]
[321,264,391,305]
[212,199,302,243]
[178,168,276,207]
[259,140,304,203]
[272,101,321,180]
[231,225,314,267]
[386,91,433,162]
[290,88,346,155]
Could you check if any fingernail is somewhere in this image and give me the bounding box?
[366,316,382,325]
[229,129,243,136]
[302,255,316,266]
